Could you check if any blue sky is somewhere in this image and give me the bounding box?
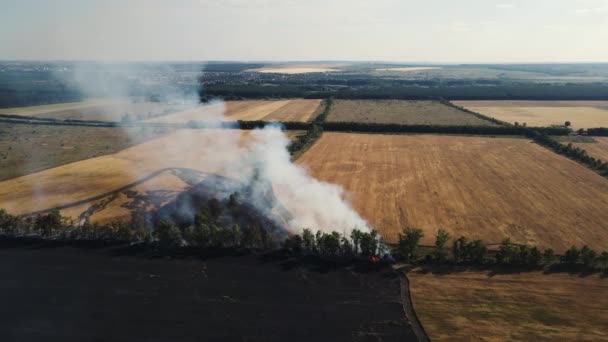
[1,0,607,62]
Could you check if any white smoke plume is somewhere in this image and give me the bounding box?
[54,62,370,236]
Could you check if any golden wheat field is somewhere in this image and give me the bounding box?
[408,269,608,341]
[146,99,321,123]
[0,129,303,223]
[454,100,608,129]
[297,133,608,251]
[0,99,121,115]
[0,99,187,122]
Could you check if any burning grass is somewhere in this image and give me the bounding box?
[408,269,608,341]
[297,133,608,251]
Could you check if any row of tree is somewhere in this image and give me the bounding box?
[287,98,332,157]
[2,208,608,273]
[395,227,608,272]
[531,132,608,178]
[322,121,570,136]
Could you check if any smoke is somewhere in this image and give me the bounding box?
[53,62,370,236]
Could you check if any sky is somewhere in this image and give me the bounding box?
[1,0,607,63]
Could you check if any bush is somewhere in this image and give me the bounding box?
[153,221,182,248]
[580,245,597,267]
[34,210,63,238]
[561,246,580,264]
[398,227,424,261]
[432,228,451,262]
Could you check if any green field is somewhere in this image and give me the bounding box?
[327,100,497,126]
[0,123,173,181]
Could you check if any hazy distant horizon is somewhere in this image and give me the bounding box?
[2,0,607,63]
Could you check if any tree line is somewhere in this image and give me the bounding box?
[2,208,607,274]
[393,227,608,274]
[530,131,608,178]
[322,122,570,136]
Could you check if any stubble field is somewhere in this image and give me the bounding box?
[327,100,497,126]
[0,123,172,181]
[297,133,608,251]
[571,137,608,162]
[0,129,303,223]
[408,269,608,341]
[147,99,322,123]
[454,100,608,129]
[0,99,187,122]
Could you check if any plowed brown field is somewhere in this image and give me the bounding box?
[297,133,608,251]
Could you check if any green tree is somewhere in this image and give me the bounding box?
[597,252,608,273]
[153,220,182,248]
[561,246,580,264]
[497,238,516,264]
[398,227,424,261]
[542,248,556,265]
[359,230,379,257]
[302,228,315,252]
[35,210,63,237]
[284,234,303,254]
[0,209,19,235]
[528,246,542,266]
[580,245,597,267]
[452,236,468,262]
[432,228,451,262]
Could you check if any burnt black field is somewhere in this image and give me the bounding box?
[0,242,415,342]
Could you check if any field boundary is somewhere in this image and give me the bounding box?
[399,271,430,342]
[529,131,608,179]
[444,100,512,126]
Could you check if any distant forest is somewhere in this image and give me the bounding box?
[3,62,608,108]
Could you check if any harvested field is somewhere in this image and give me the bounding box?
[147,99,321,123]
[408,269,608,341]
[0,99,188,122]
[0,129,303,223]
[297,133,608,251]
[0,99,119,115]
[375,67,440,72]
[248,64,344,74]
[454,100,608,129]
[0,244,415,342]
[0,123,173,181]
[327,100,496,126]
[571,137,608,162]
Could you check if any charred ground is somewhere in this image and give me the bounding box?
[0,240,416,342]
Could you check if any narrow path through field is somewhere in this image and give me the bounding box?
[399,270,430,342]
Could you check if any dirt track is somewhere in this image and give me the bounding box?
[0,243,415,342]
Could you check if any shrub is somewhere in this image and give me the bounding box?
[580,245,597,267]
[397,227,424,261]
[432,228,451,262]
[153,221,182,248]
[561,246,580,264]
